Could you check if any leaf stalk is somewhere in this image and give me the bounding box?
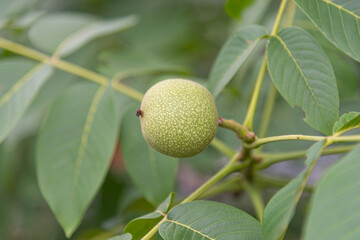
[247,134,360,149]
[218,117,256,143]
[243,0,289,130]
[256,144,356,169]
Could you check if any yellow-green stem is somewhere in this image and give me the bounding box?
[219,117,255,142]
[243,58,267,130]
[247,134,360,149]
[256,0,295,142]
[0,37,145,101]
[243,0,289,130]
[111,81,143,102]
[182,158,247,203]
[52,57,108,85]
[255,174,313,192]
[257,84,277,139]
[141,217,167,240]
[256,144,356,169]
[0,37,49,63]
[283,0,297,28]
[141,153,248,240]
[243,181,264,222]
[0,32,258,240]
[0,37,246,160]
[198,175,243,199]
[270,0,290,35]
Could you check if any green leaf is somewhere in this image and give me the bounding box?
[159,200,262,239]
[303,144,360,240]
[11,10,45,29]
[294,0,360,62]
[29,12,96,53]
[98,49,187,78]
[29,12,138,57]
[153,192,175,215]
[0,59,53,143]
[208,25,267,98]
[124,193,175,239]
[0,0,20,17]
[267,27,339,135]
[333,112,360,134]
[53,15,138,58]
[155,233,164,240]
[107,233,132,240]
[120,106,178,206]
[262,140,325,240]
[36,83,118,237]
[0,0,37,26]
[225,0,253,19]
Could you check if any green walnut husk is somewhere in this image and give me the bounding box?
[139,79,218,158]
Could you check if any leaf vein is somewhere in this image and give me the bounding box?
[0,63,46,107]
[272,34,332,129]
[218,37,262,83]
[72,85,107,190]
[165,218,214,240]
[322,0,360,19]
[339,6,357,57]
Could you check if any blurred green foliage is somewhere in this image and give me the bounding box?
[0,0,359,239]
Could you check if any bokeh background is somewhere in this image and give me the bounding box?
[0,0,359,239]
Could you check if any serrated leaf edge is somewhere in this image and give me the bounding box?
[271,34,332,130]
[295,0,360,62]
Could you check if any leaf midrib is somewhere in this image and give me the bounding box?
[71,85,107,193]
[164,218,213,240]
[0,63,46,107]
[322,0,360,19]
[272,34,332,129]
[53,16,136,57]
[217,36,263,83]
[53,18,98,57]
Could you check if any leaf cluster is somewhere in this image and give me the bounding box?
[1,0,360,239]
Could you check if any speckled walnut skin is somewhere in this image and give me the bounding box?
[139,79,218,158]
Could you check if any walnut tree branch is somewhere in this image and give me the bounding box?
[218,117,256,143]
